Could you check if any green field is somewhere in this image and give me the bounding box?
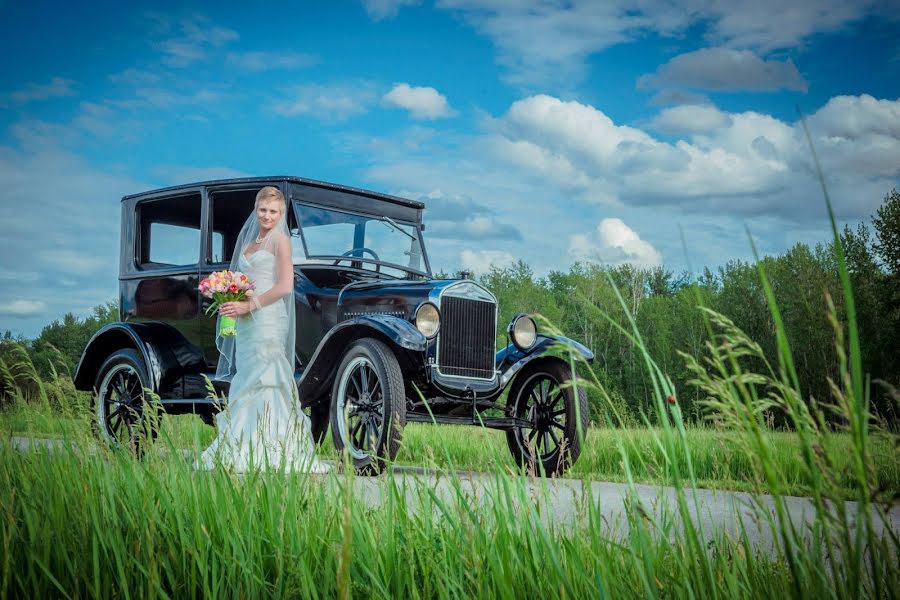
[2,400,898,500]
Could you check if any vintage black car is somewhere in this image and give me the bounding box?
[74,176,593,475]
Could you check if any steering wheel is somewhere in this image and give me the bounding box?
[333,247,381,270]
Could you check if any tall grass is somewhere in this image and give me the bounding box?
[2,272,898,598]
[5,400,897,499]
[0,341,80,411]
[0,434,807,599]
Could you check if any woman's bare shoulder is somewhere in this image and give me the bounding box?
[274,231,292,253]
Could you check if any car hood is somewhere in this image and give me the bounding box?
[337,279,495,320]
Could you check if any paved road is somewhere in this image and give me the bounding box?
[9,436,900,557]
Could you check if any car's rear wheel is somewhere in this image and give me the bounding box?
[330,338,405,474]
[92,349,159,455]
[505,360,588,477]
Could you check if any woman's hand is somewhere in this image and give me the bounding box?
[219,301,253,318]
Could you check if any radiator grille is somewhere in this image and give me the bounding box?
[437,295,496,379]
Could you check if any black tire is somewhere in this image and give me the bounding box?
[307,400,330,445]
[505,359,589,477]
[330,338,405,474]
[91,348,159,455]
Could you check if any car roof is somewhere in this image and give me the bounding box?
[121,175,425,210]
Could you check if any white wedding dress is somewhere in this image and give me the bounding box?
[194,249,330,474]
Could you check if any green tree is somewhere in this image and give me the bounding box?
[31,300,119,377]
[647,267,674,297]
[870,189,900,411]
[873,189,900,275]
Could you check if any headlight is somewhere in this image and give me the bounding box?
[415,303,440,338]
[508,313,537,350]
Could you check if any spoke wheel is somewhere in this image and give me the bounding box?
[92,349,158,455]
[330,338,405,474]
[337,357,384,460]
[505,360,589,477]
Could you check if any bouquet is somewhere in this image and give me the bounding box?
[199,270,256,337]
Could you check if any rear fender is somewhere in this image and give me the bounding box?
[73,322,206,396]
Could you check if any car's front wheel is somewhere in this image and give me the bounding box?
[505,359,589,477]
[330,338,405,474]
[92,349,159,455]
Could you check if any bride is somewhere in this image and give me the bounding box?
[194,186,330,474]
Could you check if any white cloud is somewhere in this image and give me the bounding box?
[7,77,78,103]
[429,215,521,240]
[362,0,421,20]
[353,91,898,284]
[649,89,710,107]
[108,69,161,86]
[383,84,457,119]
[804,94,900,178]
[15,101,151,146]
[437,0,646,86]
[109,87,222,110]
[460,249,516,273]
[434,0,885,87]
[37,250,107,276]
[151,165,254,185]
[486,93,900,219]
[0,269,40,284]
[569,218,662,267]
[151,15,239,67]
[226,51,317,72]
[0,300,49,318]
[389,189,522,241]
[158,39,207,67]
[638,48,808,92]
[649,104,733,134]
[272,83,377,121]
[702,0,878,52]
[807,94,900,140]
[71,102,120,138]
[179,17,239,46]
[0,134,152,336]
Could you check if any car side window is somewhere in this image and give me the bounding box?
[208,187,280,264]
[211,231,225,263]
[136,192,202,268]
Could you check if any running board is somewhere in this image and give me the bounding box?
[159,398,220,406]
[157,398,221,414]
[406,413,530,430]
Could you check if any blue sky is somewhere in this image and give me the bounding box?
[1,0,899,337]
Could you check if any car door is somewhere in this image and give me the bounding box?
[122,189,203,348]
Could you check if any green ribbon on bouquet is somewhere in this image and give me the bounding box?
[219,316,237,337]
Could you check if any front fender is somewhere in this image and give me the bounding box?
[495,334,594,389]
[298,314,426,404]
[73,322,206,396]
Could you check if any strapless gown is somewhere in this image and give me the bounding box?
[193,250,329,474]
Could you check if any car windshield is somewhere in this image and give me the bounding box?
[293,203,426,274]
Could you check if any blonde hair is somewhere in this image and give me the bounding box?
[255,186,286,213]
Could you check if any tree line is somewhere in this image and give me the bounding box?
[481,190,899,424]
[4,191,898,425]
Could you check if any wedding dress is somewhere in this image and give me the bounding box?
[193,248,330,474]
